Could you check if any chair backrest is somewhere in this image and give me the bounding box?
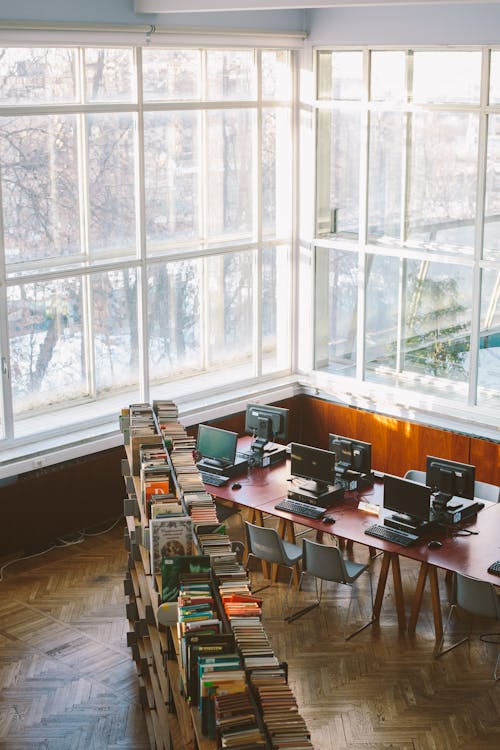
[456,573,500,619]
[302,538,350,584]
[474,480,500,503]
[245,521,290,565]
[404,469,426,484]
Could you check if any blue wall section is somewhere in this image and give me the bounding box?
[308,5,500,45]
[0,0,307,31]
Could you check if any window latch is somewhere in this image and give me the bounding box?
[1,357,8,376]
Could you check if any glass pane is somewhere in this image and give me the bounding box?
[407,112,478,254]
[0,115,81,268]
[314,247,357,375]
[0,48,77,104]
[365,254,400,379]
[412,50,481,104]
[262,107,292,237]
[317,50,363,101]
[402,260,472,394]
[207,50,256,100]
[207,110,255,241]
[316,109,360,239]
[148,260,201,381]
[262,50,291,100]
[144,111,200,250]
[142,49,201,101]
[92,269,139,394]
[368,111,404,243]
[484,113,500,260]
[85,48,135,103]
[370,51,406,102]
[8,278,88,419]
[477,270,500,407]
[206,251,253,375]
[490,50,500,104]
[262,245,291,375]
[87,113,137,259]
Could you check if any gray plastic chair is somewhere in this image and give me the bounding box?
[287,538,374,639]
[245,521,302,619]
[436,572,500,679]
[474,480,500,503]
[404,469,426,483]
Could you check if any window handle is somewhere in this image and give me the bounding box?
[1,357,8,377]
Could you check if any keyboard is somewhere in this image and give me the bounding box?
[365,523,420,547]
[487,560,500,576]
[200,471,229,487]
[274,498,325,520]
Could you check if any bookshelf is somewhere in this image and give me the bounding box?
[121,401,312,750]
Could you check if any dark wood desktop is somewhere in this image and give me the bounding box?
[204,438,500,641]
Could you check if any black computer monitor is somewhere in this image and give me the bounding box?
[196,424,238,468]
[245,403,289,443]
[290,443,336,496]
[328,433,372,475]
[425,455,475,501]
[383,473,432,524]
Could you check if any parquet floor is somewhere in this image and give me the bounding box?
[1,516,499,749]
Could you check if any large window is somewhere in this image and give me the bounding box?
[315,48,500,413]
[0,46,293,448]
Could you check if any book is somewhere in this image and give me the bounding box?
[161,554,210,602]
[150,516,193,575]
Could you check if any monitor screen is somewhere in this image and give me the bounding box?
[383,473,432,523]
[290,443,336,493]
[196,424,238,467]
[425,455,475,500]
[245,403,289,442]
[328,433,372,475]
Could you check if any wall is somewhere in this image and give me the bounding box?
[307,4,500,45]
[0,0,307,31]
[0,447,125,556]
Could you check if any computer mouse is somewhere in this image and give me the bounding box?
[428,540,443,549]
[323,516,335,524]
[231,482,242,490]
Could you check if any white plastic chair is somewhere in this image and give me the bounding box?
[435,572,500,680]
[404,469,426,483]
[245,521,302,619]
[287,538,374,639]
[474,480,500,503]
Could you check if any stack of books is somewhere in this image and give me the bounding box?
[184,491,219,526]
[214,690,267,748]
[250,669,313,749]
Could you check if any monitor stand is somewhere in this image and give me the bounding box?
[197,455,248,478]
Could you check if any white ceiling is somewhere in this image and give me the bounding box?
[134,0,500,12]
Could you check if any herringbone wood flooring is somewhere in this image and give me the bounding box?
[1,517,499,749]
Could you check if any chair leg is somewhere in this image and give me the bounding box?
[494,650,500,681]
[344,572,376,641]
[280,566,297,620]
[434,603,469,658]
[245,553,272,594]
[286,574,322,623]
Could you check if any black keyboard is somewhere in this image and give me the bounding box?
[487,560,500,576]
[200,471,229,487]
[365,523,419,547]
[274,498,325,520]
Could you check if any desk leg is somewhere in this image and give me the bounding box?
[391,554,406,630]
[373,552,391,621]
[408,562,428,634]
[429,566,443,643]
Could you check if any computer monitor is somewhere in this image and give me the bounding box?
[245,403,289,447]
[383,473,432,524]
[328,433,372,475]
[425,455,475,501]
[290,443,336,496]
[196,424,238,468]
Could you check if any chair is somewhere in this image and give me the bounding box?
[404,469,426,483]
[435,572,500,679]
[474,480,500,503]
[244,521,302,619]
[287,538,374,639]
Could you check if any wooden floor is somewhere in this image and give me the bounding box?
[1,516,500,750]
